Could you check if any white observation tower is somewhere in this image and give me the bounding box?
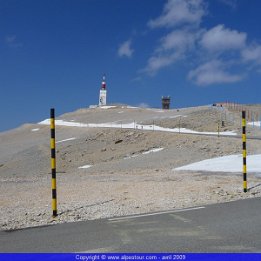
[99,74,107,106]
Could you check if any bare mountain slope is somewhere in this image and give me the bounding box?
[1,105,261,230]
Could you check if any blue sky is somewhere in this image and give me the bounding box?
[1,0,261,132]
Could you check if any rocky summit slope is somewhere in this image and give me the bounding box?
[1,105,261,230]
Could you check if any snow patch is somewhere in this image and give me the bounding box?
[99,106,117,109]
[31,128,39,132]
[78,165,92,169]
[174,154,261,173]
[39,119,237,136]
[124,148,164,159]
[142,148,164,154]
[56,137,76,144]
[248,121,261,127]
[39,119,89,127]
[127,106,139,109]
[124,154,139,160]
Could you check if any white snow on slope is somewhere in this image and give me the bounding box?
[39,119,237,136]
[174,154,261,173]
[39,119,88,127]
[99,106,117,109]
[248,121,261,127]
[126,106,139,109]
[124,148,164,159]
[78,165,92,169]
[31,128,39,132]
[56,137,76,144]
[142,148,164,154]
[124,154,139,160]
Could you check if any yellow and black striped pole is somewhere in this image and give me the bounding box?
[242,111,247,193]
[50,108,58,216]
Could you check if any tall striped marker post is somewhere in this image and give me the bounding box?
[242,111,247,193]
[50,108,58,217]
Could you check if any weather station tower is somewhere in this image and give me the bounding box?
[99,74,107,106]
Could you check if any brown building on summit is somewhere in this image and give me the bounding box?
[162,96,171,110]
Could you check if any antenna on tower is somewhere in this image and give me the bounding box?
[101,74,106,90]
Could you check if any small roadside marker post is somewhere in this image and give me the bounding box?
[50,108,58,217]
[242,111,247,193]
